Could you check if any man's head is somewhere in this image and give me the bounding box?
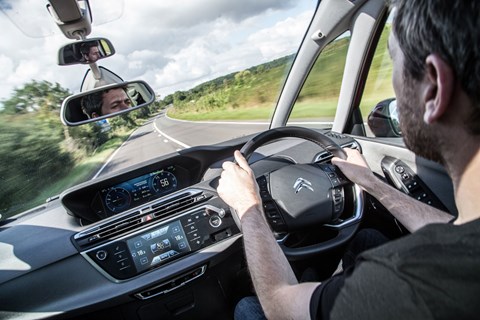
[80,42,101,63]
[389,0,480,164]
[81,87,132,118]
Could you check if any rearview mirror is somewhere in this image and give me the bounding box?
[58,38,115,66]
[61,80,155,126]
[367,98,402,137]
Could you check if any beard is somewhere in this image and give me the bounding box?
[397,75,445,165]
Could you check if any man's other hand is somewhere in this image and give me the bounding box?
[332,148,376,191]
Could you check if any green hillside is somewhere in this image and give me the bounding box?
[166,25,394,121]
[166,55,295,121]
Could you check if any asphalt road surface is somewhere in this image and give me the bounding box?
[94,112,270,177]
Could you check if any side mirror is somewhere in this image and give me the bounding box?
[367,98,402,137]
[58,38,115,66]
[61,80,155,126]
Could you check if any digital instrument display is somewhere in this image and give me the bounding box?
[100,166,178,214]
[126,220,191,272]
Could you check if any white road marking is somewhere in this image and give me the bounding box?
[153,120,191,149]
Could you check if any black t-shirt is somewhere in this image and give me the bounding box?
[310,219,480,319]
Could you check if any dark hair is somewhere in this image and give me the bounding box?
[81,90,105,118]
[390,0,480,133]
[80,41,99,55]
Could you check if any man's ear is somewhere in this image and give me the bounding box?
[423,54,455,124]
[91,112,99,118]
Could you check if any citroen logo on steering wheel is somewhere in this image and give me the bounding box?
[293,178,314,193]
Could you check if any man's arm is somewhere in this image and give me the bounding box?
[217,151,319,320]
[332,148,453,232]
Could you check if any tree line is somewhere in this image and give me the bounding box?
[0,80,160,219]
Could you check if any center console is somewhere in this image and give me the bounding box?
[74,189,240,281]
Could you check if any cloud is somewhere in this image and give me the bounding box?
[248,12,314,60]
[114,0,298,29]
[0,0,314,102]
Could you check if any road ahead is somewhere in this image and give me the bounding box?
[94,112,269,177]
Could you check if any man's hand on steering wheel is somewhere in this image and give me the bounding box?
[217,150,263,221]
[332,148,376,192]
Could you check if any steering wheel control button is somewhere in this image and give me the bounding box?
[96,250,108,261]
[257,176,271,200]
[331,187,345,218]
[209,215,222,228]
[261,200,286,231]
[319,163,350,188]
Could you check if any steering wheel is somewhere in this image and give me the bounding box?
[240,126,363,260]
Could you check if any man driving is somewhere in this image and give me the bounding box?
[217,0,480,318]
[81,87,132,118]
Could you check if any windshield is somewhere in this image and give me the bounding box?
[0,0,316,221]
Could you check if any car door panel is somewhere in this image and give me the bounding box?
[355,137,457,216]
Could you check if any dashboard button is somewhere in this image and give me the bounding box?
[209,215,222,228]
[218,208,226,218]
[96,250,108,261]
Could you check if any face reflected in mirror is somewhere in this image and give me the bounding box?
[81,87,132,118]
[61,81,156,126]
[81,43,102,63]
[58,38,115,66]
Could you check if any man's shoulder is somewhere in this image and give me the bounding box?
[360,217,479,257]
[330,219,480,319]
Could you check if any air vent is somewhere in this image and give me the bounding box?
[314,141,359,163]
[325,131,347,139]
[74,189,211,249]
[314,150,333,163]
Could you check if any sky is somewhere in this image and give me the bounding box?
[0,0,316,103]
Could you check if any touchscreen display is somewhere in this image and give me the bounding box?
[126,220,191,272]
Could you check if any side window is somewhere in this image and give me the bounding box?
[288,32,351,128]
[359,13,396,137]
